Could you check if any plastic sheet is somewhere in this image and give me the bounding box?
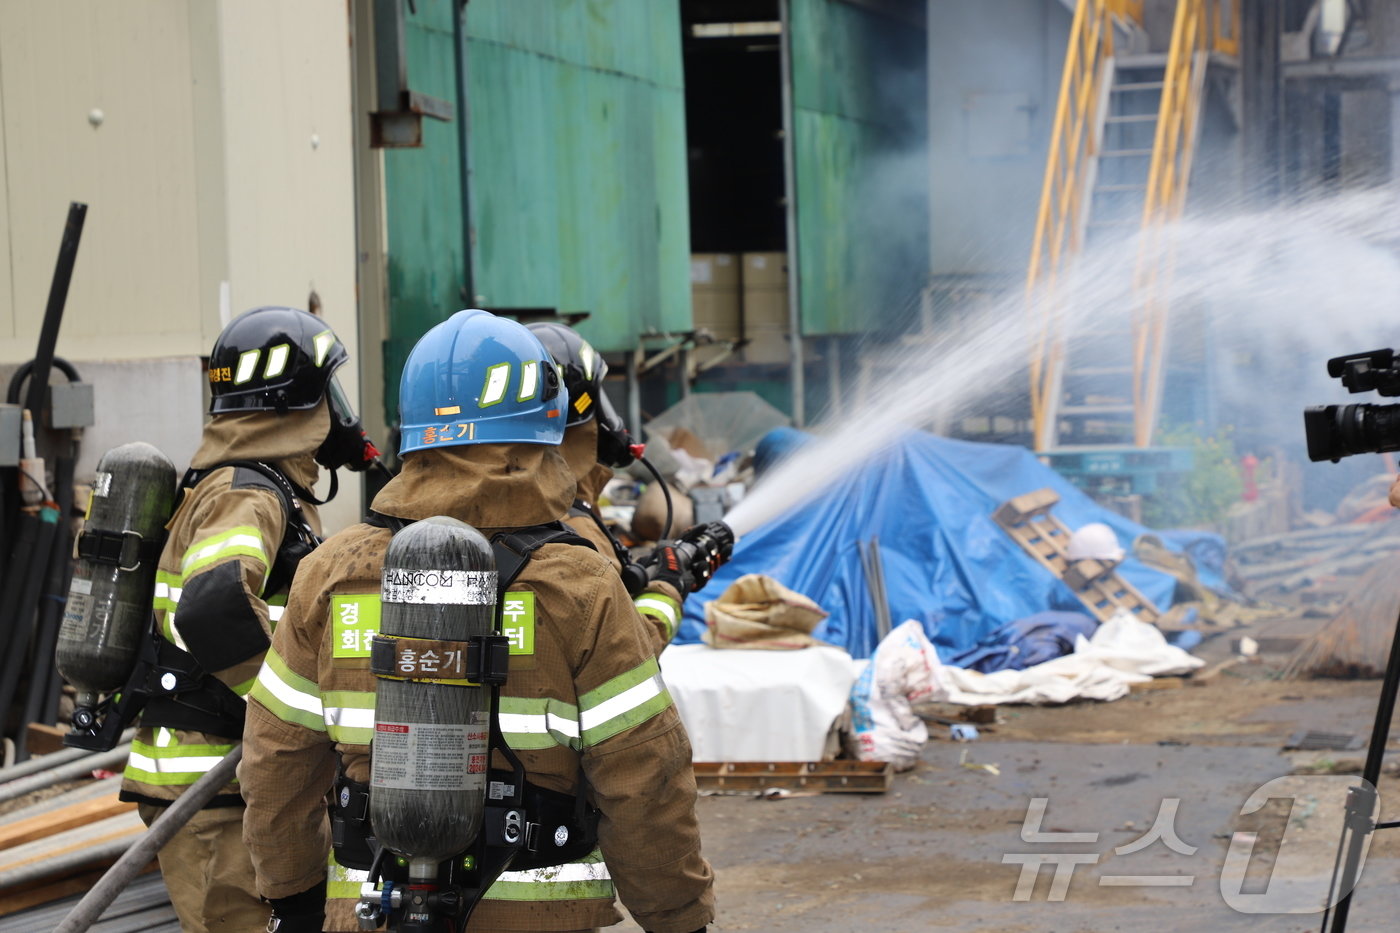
[680,432,1195,659]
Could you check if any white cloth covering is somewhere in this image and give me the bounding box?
[660,643,857,761]
[936,609,1205,706]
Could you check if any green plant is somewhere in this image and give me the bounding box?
[1141,424,1244,529]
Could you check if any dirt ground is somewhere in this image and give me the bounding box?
[617,609,1400,932]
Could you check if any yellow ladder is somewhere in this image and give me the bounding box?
[1028,0,1237,451]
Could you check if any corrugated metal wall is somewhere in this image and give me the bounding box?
[380,0,690,423]
[788,0,927,337]
[381,0,469,424]
[464,0,691,350]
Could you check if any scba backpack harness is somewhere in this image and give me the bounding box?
[331,515,602,880]
[71,461,319,772]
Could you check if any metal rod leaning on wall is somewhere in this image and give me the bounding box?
[53,746,242,933]
[23,203,87,423]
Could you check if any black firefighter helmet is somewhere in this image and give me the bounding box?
[208,306,348,413]
[208,307,379,475]
[526,321,638,468]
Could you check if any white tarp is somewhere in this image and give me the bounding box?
[935,609,1205,706]
[661,643,857,762]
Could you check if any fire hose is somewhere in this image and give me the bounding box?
[52,745,242,933]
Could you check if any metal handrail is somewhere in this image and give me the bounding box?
[1130,0,1217,446]
[1027,0,1221,451]
[1027,0,1139,451]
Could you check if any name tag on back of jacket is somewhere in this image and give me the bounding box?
[500,591,537,671]
[331,594,380,666]
[332,592,537,670]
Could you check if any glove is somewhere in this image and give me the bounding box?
[266,878,327,933]
[643,543,693,594]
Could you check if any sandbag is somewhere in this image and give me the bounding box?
[701,574,828,650]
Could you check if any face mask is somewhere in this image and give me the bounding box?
[316,377,380,472]
[594,390,638,468]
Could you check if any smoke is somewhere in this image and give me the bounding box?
[727,187,1400,534]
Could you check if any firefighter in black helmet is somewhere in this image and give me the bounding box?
[527,321,694,653]
[119,307,377,933]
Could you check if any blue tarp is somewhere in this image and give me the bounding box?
[678,432,1210,660]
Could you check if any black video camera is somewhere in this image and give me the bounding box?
[1304,348,1400,462]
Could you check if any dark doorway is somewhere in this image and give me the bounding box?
[681,0,786,252]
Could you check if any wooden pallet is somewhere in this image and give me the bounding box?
[692,761,892,794]
[992,488,1162,626]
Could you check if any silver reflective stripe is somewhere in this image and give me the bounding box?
[634,595,679,625]
[182,532,264,573]
[153,581,183,604]
[126,750,227,774]
[268,605,285,622]
[495,860,613,884]
[579,673,665,732]
[256,661,324,718]
[324,706,376,730]
[497,711,580,740]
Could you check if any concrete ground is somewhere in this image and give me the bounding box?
[618,623,1400,932]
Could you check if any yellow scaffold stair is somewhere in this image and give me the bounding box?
[1027,0,1238,452]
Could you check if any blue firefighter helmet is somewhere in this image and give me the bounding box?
[399,310,567,456]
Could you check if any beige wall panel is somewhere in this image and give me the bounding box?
[0,0,204,361]
[0,66,11,339]
[217,0,361,529]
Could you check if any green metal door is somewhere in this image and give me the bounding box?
[463,1,691,354]
[787,0,928,337]
[381,0,690,426]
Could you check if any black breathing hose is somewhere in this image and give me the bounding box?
[636,454,674,541]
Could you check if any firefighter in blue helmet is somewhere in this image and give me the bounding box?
[240,310,714,933]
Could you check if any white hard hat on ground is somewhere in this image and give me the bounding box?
[1067,522,1125,563]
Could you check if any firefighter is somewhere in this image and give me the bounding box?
[527,321,686,654]
[240,309,714,933]
[118,307,376,933]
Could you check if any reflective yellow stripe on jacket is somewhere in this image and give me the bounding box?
[123,728,237,787]
[634,591,681,643]
[484,848,613,902]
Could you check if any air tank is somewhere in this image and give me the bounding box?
[55,442,177,714]
[371,516,498,876]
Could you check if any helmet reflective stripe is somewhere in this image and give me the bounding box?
[484,849,613,902]
[480,362,510,407]
[235,349,260,385]
[264,344,291,379]
[313,330,337,367]
[518,360,539,401]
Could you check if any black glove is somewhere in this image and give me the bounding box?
[267,878,327,933]
[643,542,693,594]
